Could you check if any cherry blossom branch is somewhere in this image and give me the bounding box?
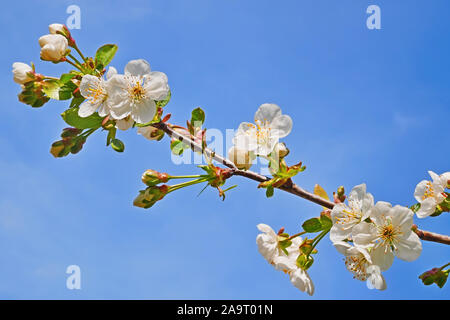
[152,120,450,246]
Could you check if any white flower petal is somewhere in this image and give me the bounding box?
[131,99,156,124]
[270,114,293,138]
[78,100,100,118]
[416,197,437,218]
[352,222,378,248]
[105,66,118,80]
[394,231,422,262]
[370,244,394,271]
[144,71,169,101]
[254,103,282,123]
[414,180,429,203]
[390,205,414,233]
[124,59,151,76]
[116,117,134,131]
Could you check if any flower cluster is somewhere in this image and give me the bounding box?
[80,59,169,127]
[330,184,422,290]
[414,171,450,218]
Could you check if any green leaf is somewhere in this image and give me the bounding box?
[278,239,292,256]
[320,215,333,230]
[170,140,187,156]
[191,107,205,127]
[106,127,116,146]
[42,79,76,100]
[266,185,274,198]
[111,139,125,152]
[60,73,77,84]
[302,218,323,233]
[61,107,104,129]
[95,44,118,69]
[296,254,314,270]
[69,96,85,108]
[156,90,171,108]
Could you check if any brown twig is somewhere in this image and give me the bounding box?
[152,121,450,246]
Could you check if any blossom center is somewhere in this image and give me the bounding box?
[378,221,402,248]
[422,181,435,200]
[128,77,147,102]
[345,255,368,281]
[336,208,361,226]
[87,85,105,104]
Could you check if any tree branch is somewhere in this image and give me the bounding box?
[152,121,450,246]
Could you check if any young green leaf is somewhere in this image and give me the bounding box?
[302,218,323,233]
[61,107,104,129]
[111,139,125,152]
[191,107,205,127]
[95,44,118,69]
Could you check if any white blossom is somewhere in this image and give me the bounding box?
[333,241,387,290]
[38,34,68,62]
[414,171,448,218]
[78,67,117,118]
[107,59,169,124]
[330,183,374,243]
[256,224,314,296]
[233,103,292,156]
[353,202,422,269]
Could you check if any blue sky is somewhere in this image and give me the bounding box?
[0,0,449,299]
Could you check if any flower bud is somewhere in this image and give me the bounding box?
[49,23,65,35]
[228,146,253,170]
[38,34,69,62]
[12,62,34,84]
[137,126,165,141]
[272,142,290,159]
[133,185,169,209]
[419,268,449,288]
[141,169,169,186]
[61,127,82,139]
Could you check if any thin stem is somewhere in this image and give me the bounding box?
[168,177,210,193]
[440,262,450,270]
[64,57,83,72]
[170,175,209,180]
[73,45,87,62]
[287,231,307,241]
[152,120,450,246]
[308,229,329,256]
[68,54,83,67]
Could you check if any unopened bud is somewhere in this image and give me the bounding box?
[228,146,253,170]
[273,142,290,159]
[337,186,345,198]
[419,268,449,288]
[61,127,82,139]
[133,185,169,209]
[141,169,169,186]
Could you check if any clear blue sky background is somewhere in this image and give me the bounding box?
[0,0,449,299]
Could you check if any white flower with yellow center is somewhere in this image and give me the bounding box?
[334,241,387,290]
[352,202,422,269]
[330,183,374,243]
[78,67,117,118]
[106,59,169,124]
[233,103,292,156]
[414,171,448,218]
